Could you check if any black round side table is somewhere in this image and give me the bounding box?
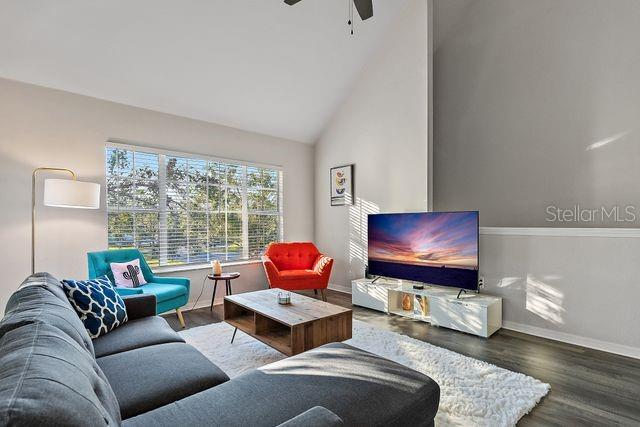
[207,272,240,311]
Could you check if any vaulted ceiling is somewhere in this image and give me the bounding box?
[0,0,410,143]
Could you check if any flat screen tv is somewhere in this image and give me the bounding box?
[367,211,479,291]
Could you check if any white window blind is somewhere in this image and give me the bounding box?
[106,145,283,267]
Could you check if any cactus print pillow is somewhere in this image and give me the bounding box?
[62,276,128,338]
[110,258,147,288]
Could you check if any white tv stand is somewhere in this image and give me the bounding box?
[352,278,502,338]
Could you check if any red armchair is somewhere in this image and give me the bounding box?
[262,242,333,301]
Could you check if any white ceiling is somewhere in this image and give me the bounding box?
[0,0,409,143]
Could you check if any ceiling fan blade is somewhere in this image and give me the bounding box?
[353,0,373,20]
[284,0,303,5]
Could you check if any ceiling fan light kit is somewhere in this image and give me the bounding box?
[284,0,374,35]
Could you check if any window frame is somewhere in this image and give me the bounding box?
[106,141,284,268]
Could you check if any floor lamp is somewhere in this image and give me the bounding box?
[32,167,101,274]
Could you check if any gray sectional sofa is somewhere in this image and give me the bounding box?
[0,273,440,426]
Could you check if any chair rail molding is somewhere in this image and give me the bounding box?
[480,227,640,238]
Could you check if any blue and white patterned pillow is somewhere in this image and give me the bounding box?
[61,276,128,338]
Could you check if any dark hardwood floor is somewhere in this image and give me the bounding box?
[164,289,640,426]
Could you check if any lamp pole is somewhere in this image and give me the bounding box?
[31,167,77,274]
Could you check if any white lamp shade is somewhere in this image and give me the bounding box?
[43,179,101,209]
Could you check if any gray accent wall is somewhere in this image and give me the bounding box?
[434,0,640,227]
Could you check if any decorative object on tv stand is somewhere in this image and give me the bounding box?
[211,259,223,276]
[402,293,412,311]
[414,294,429,316]
[330,164,354,206]
[32,167,100,274]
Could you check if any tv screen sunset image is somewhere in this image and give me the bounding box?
[367,211,479,290]
[368,211,478,269]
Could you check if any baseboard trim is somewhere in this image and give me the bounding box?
[503,320,640,360]
[180,298,224,313]
[328,282,352,294]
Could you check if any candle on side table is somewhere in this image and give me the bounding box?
[211,260,222,276]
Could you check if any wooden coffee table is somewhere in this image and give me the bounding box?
[223,289,352,356]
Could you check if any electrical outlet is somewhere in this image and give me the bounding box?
[478,276,485,288]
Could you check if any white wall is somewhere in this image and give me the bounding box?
[0,78,314,316]
[481,229,640,358]
[314,0,431,291]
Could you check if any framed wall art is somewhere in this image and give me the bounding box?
[330,164,354,206]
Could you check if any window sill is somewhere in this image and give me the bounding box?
[154,259,263,274]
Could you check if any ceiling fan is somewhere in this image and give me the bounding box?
[284,0,374,34]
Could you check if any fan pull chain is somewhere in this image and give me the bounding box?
[347,0,351,26]
[347,0,354,35]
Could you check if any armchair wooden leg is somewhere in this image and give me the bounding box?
[176,308,186,328]
[320,289,327,302]
[314,289,318,296]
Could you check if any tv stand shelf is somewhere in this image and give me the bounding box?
[352,278,502,338]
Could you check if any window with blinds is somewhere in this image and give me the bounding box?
[106,145,283,267]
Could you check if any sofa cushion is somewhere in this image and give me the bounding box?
[1,278,94,356]
[123,342,440,427]
[277,407,344,427]
[121,294,157,320]
[278,270,321,280]
[93,315,184,358]
[0,322,120,426]
[62,276,129,338]
[7,272,71,308]
[139,282,187,303]
[97,342,230,419]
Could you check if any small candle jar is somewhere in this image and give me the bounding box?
[211,260,222,276]
[277,291,291,305]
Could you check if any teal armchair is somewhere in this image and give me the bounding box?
[87,249,189,327]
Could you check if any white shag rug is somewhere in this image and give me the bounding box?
[179,320,549,426]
